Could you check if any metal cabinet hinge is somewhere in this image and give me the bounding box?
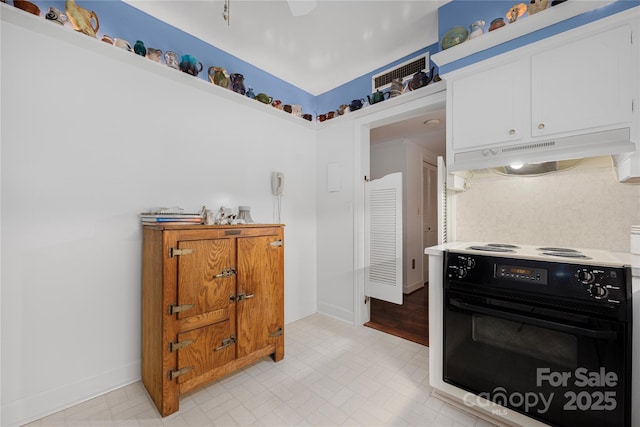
[270,240,283,247]
[169,339,194,352]
[214,335,236,351]
[169,304,193,315]
[169,366,194,380]
[269,327,283,337]
[169,247,194,258]
[214,268,237,278]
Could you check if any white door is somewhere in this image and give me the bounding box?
[365,172,403,305]
[423,162,438,283]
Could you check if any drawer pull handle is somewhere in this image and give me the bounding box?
[538,123,545,130]
[214,336,236,351]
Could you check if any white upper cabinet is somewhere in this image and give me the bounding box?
[451,59,527,151]
[444,10,638,172]
[530,25,633,138]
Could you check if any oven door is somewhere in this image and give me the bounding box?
[444,289,630,427]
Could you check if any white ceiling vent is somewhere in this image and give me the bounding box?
[372,53,429,92]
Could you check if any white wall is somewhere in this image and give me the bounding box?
[1,16,317,427]
[455,156,640,251]
[315,120,355,322]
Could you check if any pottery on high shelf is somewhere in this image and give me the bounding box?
[145,47,162,63]
[230,73,246,95]
[389,78,404,98]
[208,67,230,88]
[255,93,273,104]
[441,26,469,50]
[468,20,485,39]
[164,51,179,69]
[489,17,506,31]
[65,0,99,38]
[133,40,147,57]
[45,7,69,25]
[179,54,203,76]
[506,3,527,23]
[13,0,40,15]
[113,38,132,52]
[528,0,549,15]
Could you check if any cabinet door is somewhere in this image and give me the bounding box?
[451,60,526,151]
[177,239,235,326]
[531,26,633,137]
[235,234,284,358]
[176,320,236,384]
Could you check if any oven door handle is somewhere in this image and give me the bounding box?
[449,298,618,340]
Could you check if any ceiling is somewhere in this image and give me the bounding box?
[124,0,446,95]
[124,0,447,154]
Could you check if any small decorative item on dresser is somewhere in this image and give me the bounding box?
[468,20,485,39]
[133,40,147,57]
[441,26,469,50]
[489,17,506,31]
[65,0,99,38]
[506,3,527,23]
[528,0,549,15]
[13,0,40,15]
[246,87,256,99]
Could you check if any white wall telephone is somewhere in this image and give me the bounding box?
[271,172,284,196]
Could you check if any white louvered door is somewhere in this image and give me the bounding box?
[365,172,403,305]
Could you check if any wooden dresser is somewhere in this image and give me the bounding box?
[141,224,284,416]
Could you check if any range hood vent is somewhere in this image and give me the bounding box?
[451,128,636,172]
[372,53,428,91]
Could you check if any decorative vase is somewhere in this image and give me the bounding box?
[65,0,99,38]
[489,17,506,31]
[468,20,485,39]
[133,40,146,57]
[230,73,246,95]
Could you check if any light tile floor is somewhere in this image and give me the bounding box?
[26,314,497,427]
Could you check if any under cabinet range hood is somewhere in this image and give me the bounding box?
[449,128,636,172]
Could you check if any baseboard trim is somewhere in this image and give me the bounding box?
[403,281,424,294]
[2,361,140,427]
[317,301,354,324]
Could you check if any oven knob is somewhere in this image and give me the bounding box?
[576,269,595,284]
[457,268,467,279]
[466,258,476,269]
[588,284,609,299]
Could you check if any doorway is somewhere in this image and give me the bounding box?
[364,114,444,346]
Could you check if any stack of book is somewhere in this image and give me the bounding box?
[140,211,203,224]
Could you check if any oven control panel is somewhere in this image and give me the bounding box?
[444,251,630,306]
[575,268,622,301]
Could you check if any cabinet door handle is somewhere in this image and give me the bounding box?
[509,129,516,135]
[237,292,255,301]
[538,123,545,130]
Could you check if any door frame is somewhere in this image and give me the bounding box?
[353,89,446,326]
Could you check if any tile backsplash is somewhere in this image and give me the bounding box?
[455,156,640,252]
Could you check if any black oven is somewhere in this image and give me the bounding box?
[443,251,632,427]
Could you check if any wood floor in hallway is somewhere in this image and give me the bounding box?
[365,286,429,346]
